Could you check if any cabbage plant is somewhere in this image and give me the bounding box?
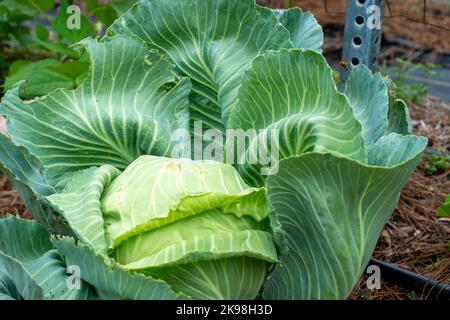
[0,0,426,300]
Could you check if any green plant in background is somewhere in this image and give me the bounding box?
[381,58,441,105]
[0,0,426,300]
[437,194,450,217]
[424,149,450,176]
[0,0,136,98]
[283,0,294,7]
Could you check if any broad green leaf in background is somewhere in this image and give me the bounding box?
[53,237,190,300]
[271,7,323,52]
[35,23,49,41]
[3,58,90,99]
[0,216,94,299]
[0,0,54,19]
[0,35,191,190]
[47,60,90,80]
[110,0,294,132]
[263,134,427,299]
[52,0,94,42]
[228,49,367,187]
[84,0,118,27]
[110,0,137,16]
[3,60,32,89]
[0,0,37,18]
[29,36,81,58]
[437,194,450,217]
[25,0,56,12]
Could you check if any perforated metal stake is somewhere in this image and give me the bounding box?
[341,0,385,79]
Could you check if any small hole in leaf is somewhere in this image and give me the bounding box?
[157,81,178,93]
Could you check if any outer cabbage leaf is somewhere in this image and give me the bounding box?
[0,216,94,300]
[342,66,389,147]
[271,8,323,52]
[0,35,191,191]
[0,132,70,234]
[101,155,268,247]
[110,0,295,131]
[142,256,270,300]
[342,66,412,142]
[386,98,412,135]
[263,134,427,299]
[53,237,189,300]
[48,165,121,256]
[0,216,185,300]
[0,271,21,300]
[227,49,367,186]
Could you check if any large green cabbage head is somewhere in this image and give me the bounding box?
[49,155,277,299]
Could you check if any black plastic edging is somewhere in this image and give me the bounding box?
[369,258,450,300]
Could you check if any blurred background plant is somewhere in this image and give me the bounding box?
[380,59,442,105]
[0,0,136,99]
[437,194,450,217]
[423,148,450,176]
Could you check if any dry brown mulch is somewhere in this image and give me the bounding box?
[0,175,28,218]
[0,96,449,300]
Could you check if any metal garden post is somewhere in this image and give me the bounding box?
[341,0,386,79]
